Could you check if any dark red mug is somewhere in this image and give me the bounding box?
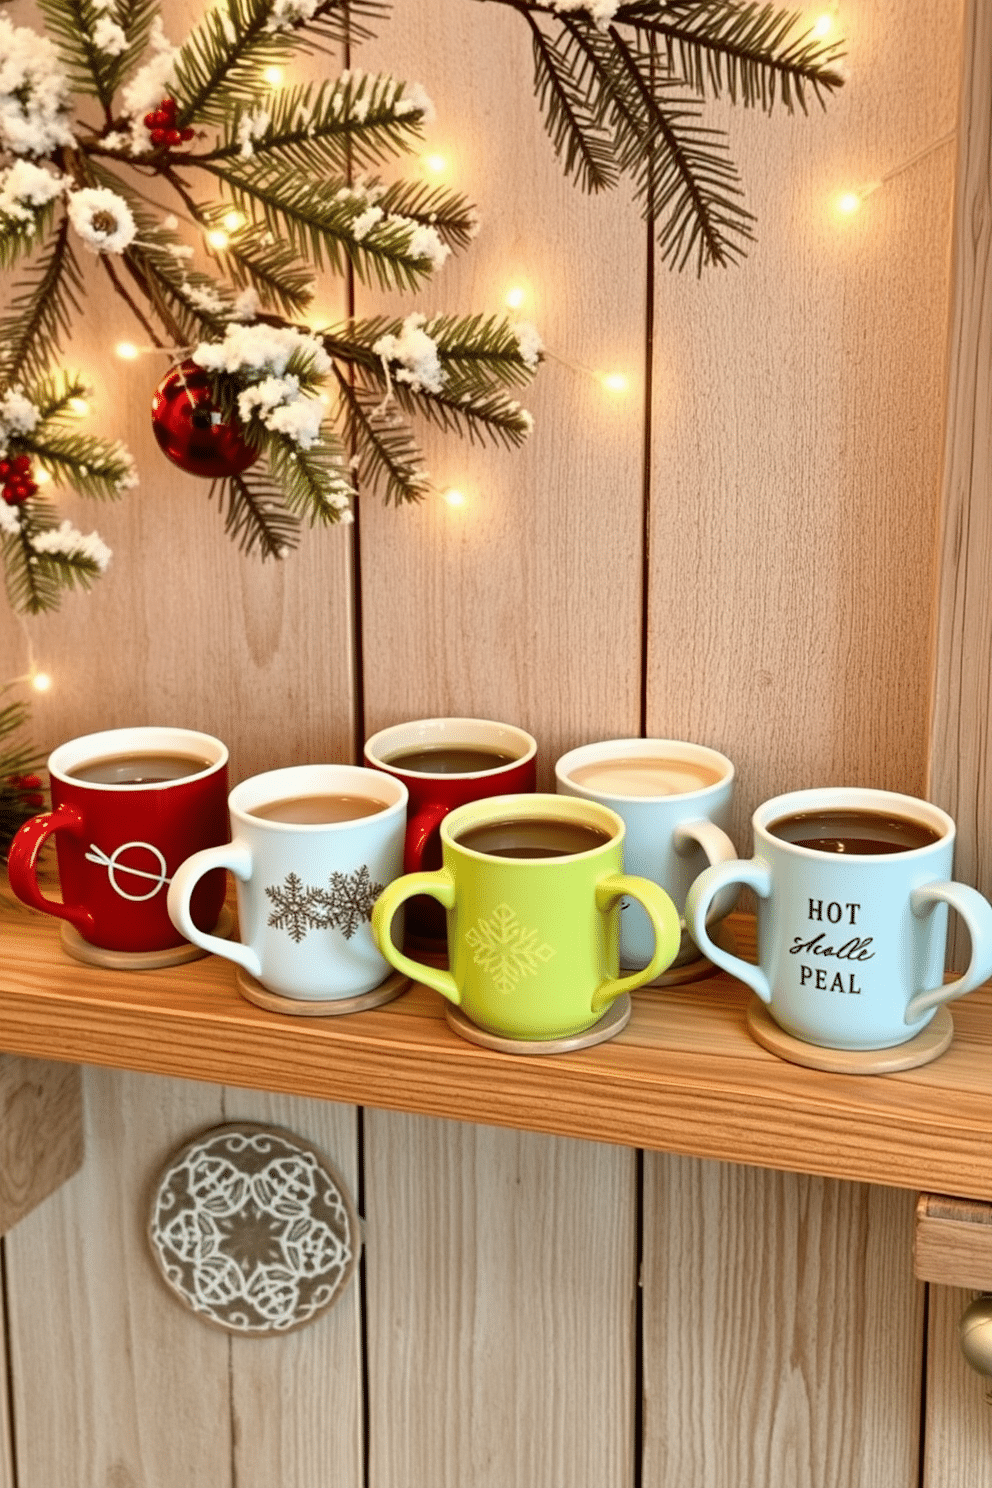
[8,726,229,954]
[363,717,538,945]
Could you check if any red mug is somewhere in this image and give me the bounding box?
[8,726,229,954]
[363,717,538,945]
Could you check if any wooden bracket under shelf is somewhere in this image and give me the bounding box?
[915,1193,992,1291]
[0,1055,83,1235]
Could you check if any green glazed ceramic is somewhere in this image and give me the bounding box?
[371,793,681,1040]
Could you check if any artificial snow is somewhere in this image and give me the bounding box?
[92,16,128,54]
[372,314,445,395]
[510,319,544,370]
[0,160,64,225]
[0,18,75,156]
[30,520,112,572]
[67,186,137,253]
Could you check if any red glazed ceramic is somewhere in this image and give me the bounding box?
[8,726,229,952]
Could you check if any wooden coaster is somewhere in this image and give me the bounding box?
[60,906,235,970]
[148,1122,359,1335]
[235,965,409,1017]
[745,997,954,1074]
[633,918,737,988]
[444,993,631,1055]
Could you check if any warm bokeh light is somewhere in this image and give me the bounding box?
[442,487,466,507]
[68,397,89,415]
[34,467,51,485]
[31,671,52,693]
[222,209,246,232]
[836,191,862,215]
[263,66,284,86]
[205,228,230,250]
[812,12,834,37]
[505,285,526,311]
[115,341,140,359]
[423,152,447,175]
[601,372,629,395]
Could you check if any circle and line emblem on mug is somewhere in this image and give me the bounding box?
[84,840,172,902]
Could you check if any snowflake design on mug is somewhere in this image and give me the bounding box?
[265,865,384,942]
[465,902,556,995]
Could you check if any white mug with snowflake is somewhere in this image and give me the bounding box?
[167,764,408,1000]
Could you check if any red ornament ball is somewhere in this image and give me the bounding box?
[151,360,259,480]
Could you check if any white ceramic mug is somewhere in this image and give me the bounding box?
[555,738,738,969]
[685,786,992,1050]
[167,764,408,1000]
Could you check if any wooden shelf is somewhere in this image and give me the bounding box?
[1,904,991,1199]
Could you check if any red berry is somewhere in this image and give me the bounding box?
[24,793,44,808]
[21,775,41,790]
[180,127,195,142]
[12,454,30,473]
[166,128,182,147]
[143,111,158,127]
[150,128,166,146]
[0,461,10,479]
[161,96,177,114]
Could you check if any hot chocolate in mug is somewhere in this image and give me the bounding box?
[371,793,682,1040]
[555,737,738,971]
[684,786,992,1051]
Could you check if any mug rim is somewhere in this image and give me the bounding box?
[48,726,228,791]
[229,763,408,831]
[363,717,538,780]
[753,786,954,859]
[555,736,734,803]
[440,791,625,863]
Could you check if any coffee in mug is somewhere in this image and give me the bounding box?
[685,786,992,1052]
[381,744,518,775]
[555,738,738,973]
[66,751,216,785]
[372,793,682,1042]
[249,793,391,825]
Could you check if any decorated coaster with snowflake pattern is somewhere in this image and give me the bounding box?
[147,1123,359,1335]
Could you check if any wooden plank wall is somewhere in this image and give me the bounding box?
[0,0,985,1484]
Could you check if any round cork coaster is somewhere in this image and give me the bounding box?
[745,998,954,1074]
[630,918,737,988]
[147,1122,359,1336]
[235,965,409,1016]
[61,906,235,970]
[444,992,631,1055]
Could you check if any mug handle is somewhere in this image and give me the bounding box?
[904,880,992,1023]
[166,842,261,977]
[7,804,95,937]
[404,802,450,874]
[684,858,774,1003]
[590,873,683,1012]
[673,818,739,921]
[371,870,460,1004]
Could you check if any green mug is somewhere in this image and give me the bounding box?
[371,793,682,1040]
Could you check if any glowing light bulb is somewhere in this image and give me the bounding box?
[812,12,834,36]
[423,152,447,175]
[836,191,862,215]
[442,487,466,507]
[205,228,230,250]
[116,341,140,360]
[263,66,284,87]
[222,209,246,232]
[601,372,629,395]
[34,467,51,485]
[68,397,89,416]
[31,671,52,693]
[505,286,526,311]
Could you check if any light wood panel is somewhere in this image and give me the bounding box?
[924,1284,992,1488]
[646,0,961,848]
[0,1055,82,1234]
[356,0,647,779]
[916,1194,992,1291]
[4,1069,233,1488]
[928,0,992,917]
[642,1157,923,1488]
[364,1111,636,1488]
[0,1257,13,1488]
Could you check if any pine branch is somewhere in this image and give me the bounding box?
[0,198,63,274]
[0,692,43,861]
[207,465,301,557]
[21,428,136,499]
[0,216,84,385]
[332,368,431,507]
[524,10,618,193]
[1,499,105,614]
[199,209,316,319]
[365,180,480,253]
[390,378,536,450]
[35,0,119,110]
[196,160,449,289]
[266,433,354,524]
[331,313,542,391]
[614,0,847,112]
[171,0,298,129]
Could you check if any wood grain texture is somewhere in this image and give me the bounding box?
[915,1193,992,1290]
[641,1158,923,1488]
[356,1,646,782]
[923,1283,992,1488]
[4,1070,233,1488]
[2,908,992,1199]
[646,0,961,849]
[0,1266,13,1488]
[928,0,992,923]
[364,1111,635,1488]
[0,1056,82,1235]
